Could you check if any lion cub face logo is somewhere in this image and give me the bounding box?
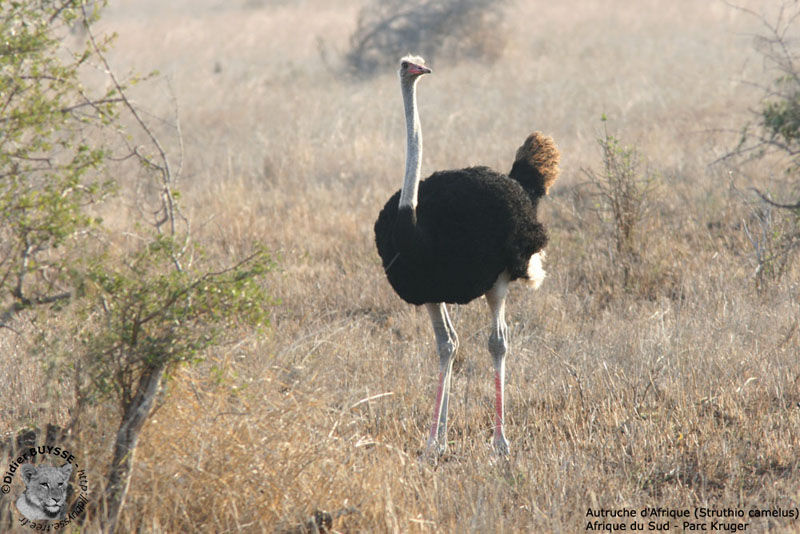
[15,463,73,521]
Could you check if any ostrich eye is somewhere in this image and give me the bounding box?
[41,482,49,487]
[401,61,408,69]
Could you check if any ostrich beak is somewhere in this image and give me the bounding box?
[409,64,431,75]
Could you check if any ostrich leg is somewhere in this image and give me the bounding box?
[424,302,458,455]
[486,273,511,455]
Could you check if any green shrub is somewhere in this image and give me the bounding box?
[0,2,275,529]
[0,1,115,321]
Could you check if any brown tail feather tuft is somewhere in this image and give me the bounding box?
[514,132,560,194]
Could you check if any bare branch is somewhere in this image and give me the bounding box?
[81,4,188,272]
[750,187,800,209]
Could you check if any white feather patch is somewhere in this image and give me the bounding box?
[525,251,546,289]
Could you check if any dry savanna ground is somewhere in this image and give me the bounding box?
[2,0,800,532]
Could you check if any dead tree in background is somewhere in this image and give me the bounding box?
[346,0,507,78]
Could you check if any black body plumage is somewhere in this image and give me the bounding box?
[374,166,548,305]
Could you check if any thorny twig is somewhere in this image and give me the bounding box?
[81,4,189,272]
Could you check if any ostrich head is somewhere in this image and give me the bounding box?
[399,55,431,80]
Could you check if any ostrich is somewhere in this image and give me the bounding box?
[374,56,560,455]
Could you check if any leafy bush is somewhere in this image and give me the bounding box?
[0,2,274,529]
[75,234,272,530]
[0,1,115,322]
[761,86,800,151]
[77,237,272,406]
[345,0,507,78]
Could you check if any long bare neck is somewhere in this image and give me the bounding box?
[398,77,422,210]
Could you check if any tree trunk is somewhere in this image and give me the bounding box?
[102,359,167,533]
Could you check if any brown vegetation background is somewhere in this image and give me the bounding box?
[2,0,800,531]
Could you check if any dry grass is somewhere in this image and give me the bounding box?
[2,0,800,532]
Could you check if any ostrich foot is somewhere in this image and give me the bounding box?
[492,433,510,456]
[426,435,447,457]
